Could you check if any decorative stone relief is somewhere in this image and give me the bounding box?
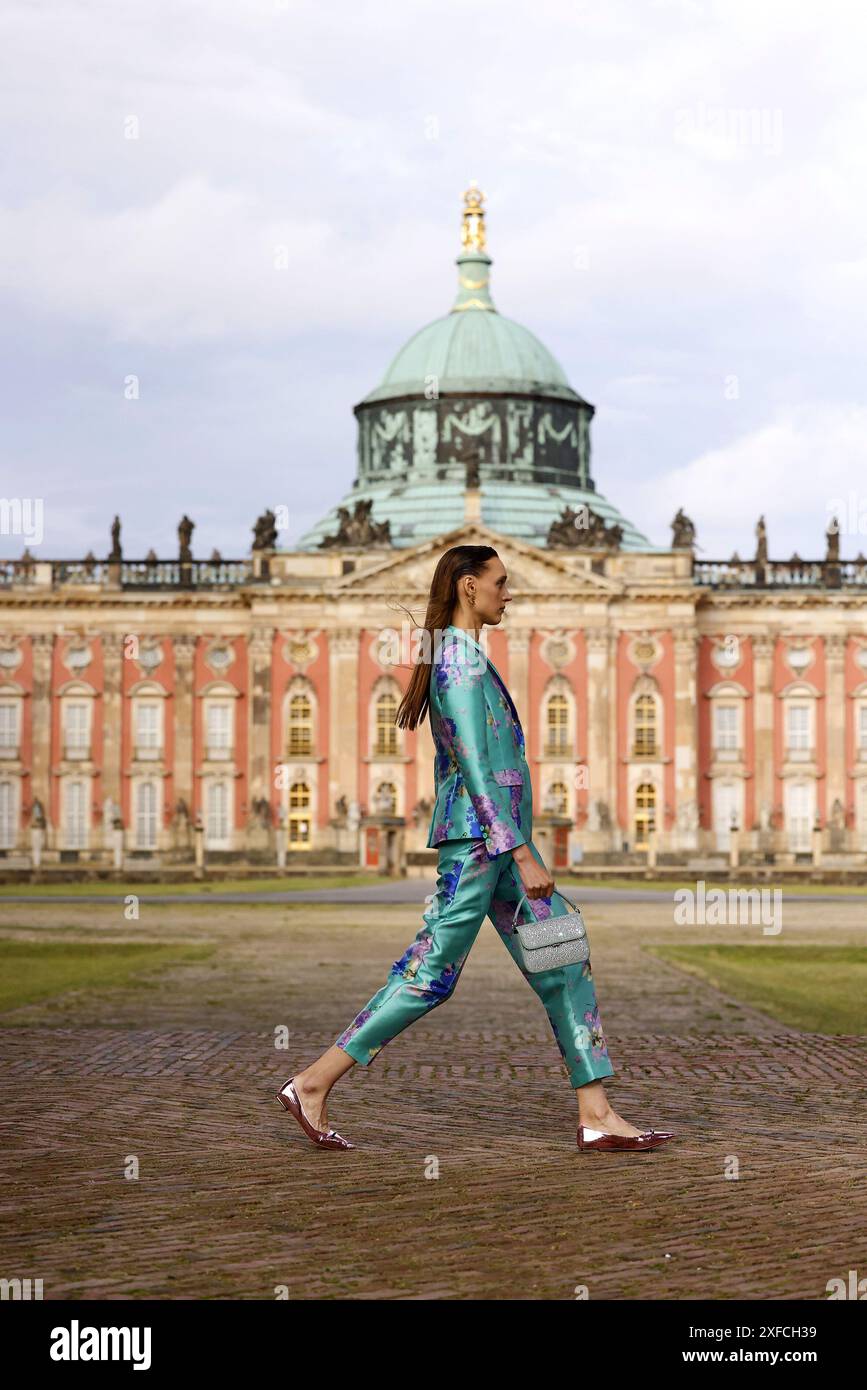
[64,643,92,674]
[541,632,575,669]
[412,409,437,470]
[371,409,410,472]
[205,645,235,675]
[0,644,22,672]
[629,635,661,670]
[784,644,814,675]
[137,643,164,674]
[284,634,319,669]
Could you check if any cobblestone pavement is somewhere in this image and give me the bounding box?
[1,898,865,1300]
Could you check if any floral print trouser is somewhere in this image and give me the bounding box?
[335,837,615,1089]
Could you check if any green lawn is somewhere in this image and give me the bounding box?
[0,873,376,898]
[647,944,867,1034]
[1,873,866,899]
[0,940,214,1012]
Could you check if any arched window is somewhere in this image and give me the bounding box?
[135,782,158,850]
[545,694,569,755]
[288,693,313,755]
[633,695,657,757]
[547,781,569,815]
[289,781,311,848]
[634,782,656,849]
[374,691,398,756]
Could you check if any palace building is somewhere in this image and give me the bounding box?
[2,186,867,873]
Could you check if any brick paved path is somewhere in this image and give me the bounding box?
[1,898,865,1300]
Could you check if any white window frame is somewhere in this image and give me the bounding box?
[133,699,164,761]
[205,700,234,762]
[63,699,92,760]
[712,779,742,851]
[135,780,159,850]
[785,703,812,759]
[205,779,232,848]
[857,704,867,760]
[713,704,740,758]
[784,779,814,853]
[0,778,18,848]
[0,699,21,758]
[62,778,89,849]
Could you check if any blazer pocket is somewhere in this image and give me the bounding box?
[492,768,523,786]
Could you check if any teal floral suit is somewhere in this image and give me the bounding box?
[335,624,614,1090]
[426,625,531,856]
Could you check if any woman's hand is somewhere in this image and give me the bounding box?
[512,844,555,900]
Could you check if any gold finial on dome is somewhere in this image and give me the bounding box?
[460,180,487,253]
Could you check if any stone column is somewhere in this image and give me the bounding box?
[506,628,531,733]
[172,635,197,846]
[329,629,360,816]
[824,633,847,847]
[752,632,777,849]
[100,632,125,851]
[585,627,615,850]
[673,630,699,851]
[248,627,274,853]
[30,634,54,844]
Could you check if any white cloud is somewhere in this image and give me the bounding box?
[634,405,867,557]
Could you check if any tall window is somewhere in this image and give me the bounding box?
[858,706,867,754]
[545,695,569,754]
[785,780,812,852]
[0,701,20,756]
[288,693,313,755]
[206,702,233,760]
[63,701,91,759]
[288,781,311,848]
[713,705,739,753]
[786,704,811,753]
[713,780,740,851]
[205,780,230,847]
[0,780,16,848]
[63,779,88,849]
[634,782,656,849]
[135,782,158,849]
[634,695,657,757]
[374,692,398,755]
[134,701,162,759]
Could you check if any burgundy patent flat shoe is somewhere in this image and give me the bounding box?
[577,1123,675,1152]
[276,1077,355,1151]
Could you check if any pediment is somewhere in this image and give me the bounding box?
[330,522,624,597]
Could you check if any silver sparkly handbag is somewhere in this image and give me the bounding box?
[510,888,591,974]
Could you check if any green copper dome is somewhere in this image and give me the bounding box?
[360,190,584,407]
[362,278,581,406]
[295,184,658,553]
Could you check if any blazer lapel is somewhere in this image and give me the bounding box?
[445,625,523,733]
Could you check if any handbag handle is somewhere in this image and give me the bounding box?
[511,887,581,930]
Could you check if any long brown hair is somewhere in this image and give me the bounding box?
[394,544,498,732]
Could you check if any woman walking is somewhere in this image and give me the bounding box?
[277,545,675,1153]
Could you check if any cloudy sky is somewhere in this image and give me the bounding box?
[2,0,866,562]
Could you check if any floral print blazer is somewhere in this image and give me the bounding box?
[426,624,531,859]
